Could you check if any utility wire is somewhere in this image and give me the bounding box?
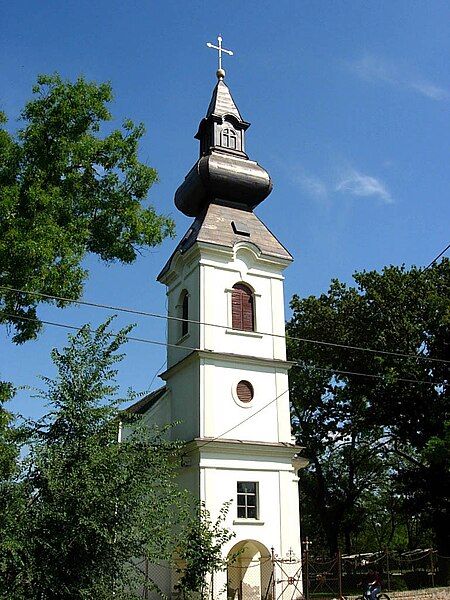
[1,285,449,366]
[296,361,440,386]
[2,315,442,460]
[184,388,291,454]
[2,312,442,387]
[1,312,201,353]
[424,242,450,271]
[185,359,436,454]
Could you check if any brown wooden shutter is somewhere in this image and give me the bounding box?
[242,290,254,331]
[236,380,254,403]
[232,287,243,330]
[232,283,254,332]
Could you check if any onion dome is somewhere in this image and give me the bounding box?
[174,76,273,217]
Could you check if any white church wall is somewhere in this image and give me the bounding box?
[164,360,200,440]
[274,369,292,442]
[164,242,289,369]
[202,465,281,553]
[166,253,201,369]
[177,465,200,500]
[269,275,288,360]
[141,391,171,432]
[199,249,288,362]
[200,360,291,443]
[199,458,299,558]
[278,469,302,558]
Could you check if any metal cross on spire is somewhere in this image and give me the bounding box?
[206,35,233,79]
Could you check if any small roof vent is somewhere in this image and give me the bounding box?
[231,220,250,237]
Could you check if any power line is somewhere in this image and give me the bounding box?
[2,312,441,387]
[184,388,291,454]
[185,359,444,455]
[1,312,201,353]
[1,285,449,366]
[424,242,450,271]
[294,361,439,387]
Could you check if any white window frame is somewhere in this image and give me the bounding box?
[236,481,259,520]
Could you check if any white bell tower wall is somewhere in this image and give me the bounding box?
[160,238,293,445]
[136,68,308,599]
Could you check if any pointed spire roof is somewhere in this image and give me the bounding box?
[206,79,243,121]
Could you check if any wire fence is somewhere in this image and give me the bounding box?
[303,547,450,599]
[133,548,449,599]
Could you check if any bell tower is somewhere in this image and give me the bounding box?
[137,38,307,599]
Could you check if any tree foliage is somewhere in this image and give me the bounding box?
[0,74,174,343]
[176,501,236,599]
[0,381,27,589]
[288,260,449,557]
[0,319,186,600]
[0,381,18,482]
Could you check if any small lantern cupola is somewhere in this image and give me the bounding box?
[195,78,249,158]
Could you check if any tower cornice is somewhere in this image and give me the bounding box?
[186,437,305,459]
[159,349,294,382]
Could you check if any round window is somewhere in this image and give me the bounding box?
[236,380,254,403]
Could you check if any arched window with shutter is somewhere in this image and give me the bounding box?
[180,290,189,337]
[231,283,255,332]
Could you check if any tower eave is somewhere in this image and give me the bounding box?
[194,115,250,140]
[159,349,295,382]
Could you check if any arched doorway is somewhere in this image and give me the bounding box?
[227,540,273,600]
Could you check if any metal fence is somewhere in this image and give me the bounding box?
[303,547,449,599]
[223,550,304,600]
[135,548,449,599]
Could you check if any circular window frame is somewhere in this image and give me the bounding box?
[231,378,256,408]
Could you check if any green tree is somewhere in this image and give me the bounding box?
[176,501,236,600]
[291,365,388,554]
[0,74,174,343]
[288,260,449,560]
[0,381,17,483]
[0,319,186,600]
[0,381,28,592]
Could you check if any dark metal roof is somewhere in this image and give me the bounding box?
[174,153,272,217]
[175,77,268,218]
[158,203,292,280]
[125,386,167,415]
[206,79,243,120]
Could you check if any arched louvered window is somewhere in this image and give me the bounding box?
[181,291,189,337]
[232,283,254,332]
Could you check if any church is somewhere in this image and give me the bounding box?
[129,38,308,600]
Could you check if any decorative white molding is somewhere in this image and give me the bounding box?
[159,349,294,381]
[187,437,304,458]
[233,519,265,526]
[225,329,263,339]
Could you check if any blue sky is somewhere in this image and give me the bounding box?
[1,1,449,420]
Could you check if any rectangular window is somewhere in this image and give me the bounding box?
[237,481,258,519]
